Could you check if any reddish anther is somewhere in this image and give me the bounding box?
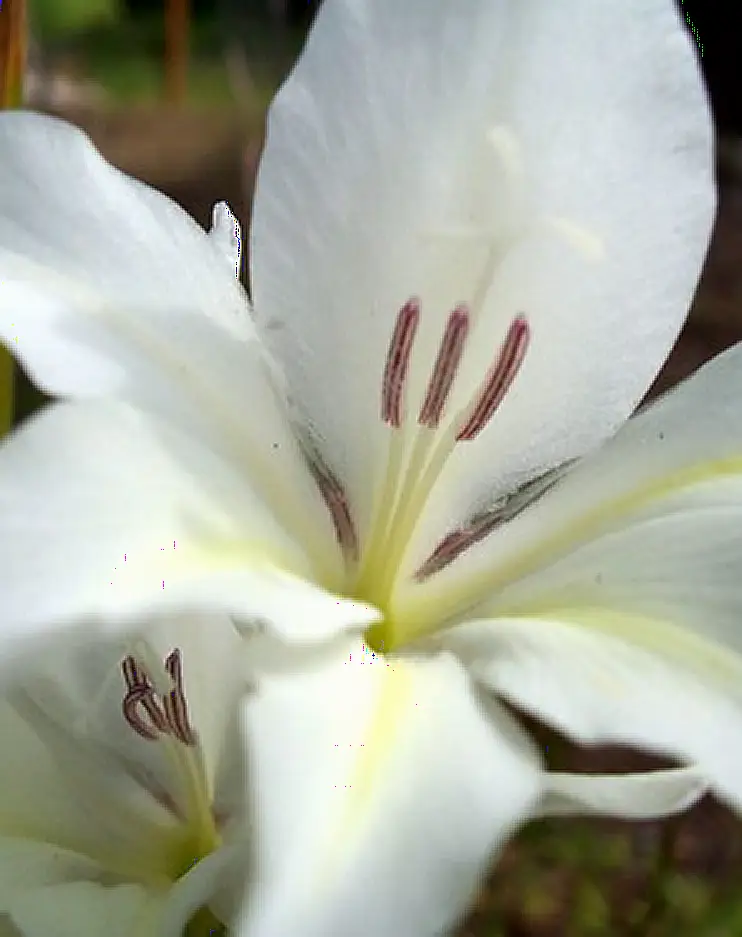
[414,511,511,580]
[121,649,196,746]
[418,306,470,428]
[163,649,196,746]
[310,460,359,562]
[413,529,475,581]
[121,656,168,741]
[456,315,530,441]
[381,299,420,428]
[415,459,572,581]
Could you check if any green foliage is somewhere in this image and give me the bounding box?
[30,0,122,40]
[463,812,742,937]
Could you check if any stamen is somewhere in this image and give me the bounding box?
[413,528,476,581]
[121,656,169,740]
[163,649,197,746]
[162,648,196,745]
[418,305,470,428]
[121,648,196,746]
[309,459,359,563]
[456,315,530,441]
[414,459,576,580]
[381,298,420,428]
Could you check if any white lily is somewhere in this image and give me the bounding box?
[0,617,700,937]
[0,613,251,937]
[0,0,731,932]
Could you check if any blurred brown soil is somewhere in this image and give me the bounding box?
[48,104,742,935]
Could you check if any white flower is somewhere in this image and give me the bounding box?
[0,614,251,936]
[0,0,729,933]
[0,617,698,937]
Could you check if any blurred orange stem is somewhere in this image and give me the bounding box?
[165,0,190,105]
[0,0,26,435]
[0,0,26,107]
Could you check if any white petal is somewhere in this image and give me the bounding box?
[0,400,376,675]
[0,839,100,906]
[251,0,713,542]
[0,841,242,937]
[538,768,708,820]
[6,614,250,846]
[164,843,247,936]
[445,616,742,812]
[0,840,164,936]
[240,638,542,937]
[0,702,171,875]
[0,112,249,391]
[426,346,742,812]
[0,619,253,935]
[208,201,243,278]
[397,342,742,637]
[7,880,162,937]
[0,114,339,562]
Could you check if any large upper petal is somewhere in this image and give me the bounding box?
[250,0,714,545]
[0,112,336,558]
[239,636,541,937]
[0,399,377,676]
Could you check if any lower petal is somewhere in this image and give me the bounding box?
[538,767,707,819]
[0,839,164,937]
[7,879,162,937]
[397,342,742,634]
[0,400,376,678]
[240,638,542,937]
[445,616,742,812]
[0,839,100,908]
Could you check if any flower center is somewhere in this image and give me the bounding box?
[121,647,224,932]
[302,283,531,653]
[304,129,604,652]
[353,298,530,647]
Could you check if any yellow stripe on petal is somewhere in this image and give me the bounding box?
[317,655,414,889]
[503,605,742,698]
[341,659,414,817]
[491,454,742,588]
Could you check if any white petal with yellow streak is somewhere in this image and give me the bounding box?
[445,615,742,812]
[240,637,541,937]
[394,341,742,638]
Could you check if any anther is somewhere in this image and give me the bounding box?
[413,528,478,580]
[414,459,575,580]
[456,315,530,441]
[121,656,169,740]
[418,306,470,428]
[163,649,196,746]
[121,648,196,746]
[309,460,359,563]
[381,299,420,428]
